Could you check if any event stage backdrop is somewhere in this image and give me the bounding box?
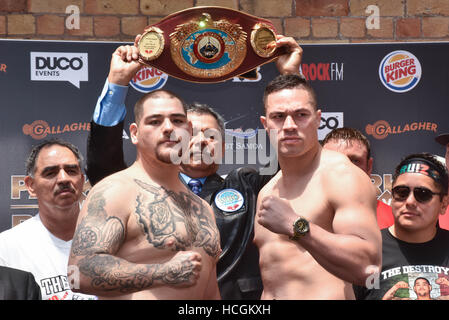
[0,39,448,232]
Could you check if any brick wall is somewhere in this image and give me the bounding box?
[1,0,449,42]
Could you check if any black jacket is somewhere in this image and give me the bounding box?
[0,266,41,300]
[86,121,274,299]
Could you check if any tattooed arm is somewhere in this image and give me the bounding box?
[68,181,202,297]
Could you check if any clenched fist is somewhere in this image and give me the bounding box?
[257,195,298,237]
[157,251,203,287]
[107,34,143,86]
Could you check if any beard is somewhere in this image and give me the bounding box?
[155,144,177,164]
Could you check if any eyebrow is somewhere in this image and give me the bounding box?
[145,113,187,119]
[268,108,311,116]
[41,164,80,175]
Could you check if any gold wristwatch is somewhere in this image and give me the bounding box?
[289,216,310,241]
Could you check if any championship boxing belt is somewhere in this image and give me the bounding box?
[137,6,285,83]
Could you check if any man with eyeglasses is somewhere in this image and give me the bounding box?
[354,153,449,300]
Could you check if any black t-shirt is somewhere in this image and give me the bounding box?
[355,227,449,300]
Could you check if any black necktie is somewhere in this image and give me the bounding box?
[188,179,202,195]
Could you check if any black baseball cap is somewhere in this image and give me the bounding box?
[436,123,449,146]
[436,132,449,146]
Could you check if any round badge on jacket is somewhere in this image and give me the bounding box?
[214,189,244,213]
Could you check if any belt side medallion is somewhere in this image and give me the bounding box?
[138,26,165,62]
[251,23,277,58]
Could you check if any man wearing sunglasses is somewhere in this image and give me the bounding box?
[354,153,449,300]
[435,128,449,229]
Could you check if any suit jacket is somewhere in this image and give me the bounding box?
[0,266,41,300]
[86,120,127,185]
[86,121,273,299]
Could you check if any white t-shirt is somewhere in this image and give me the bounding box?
[0,214,96,300]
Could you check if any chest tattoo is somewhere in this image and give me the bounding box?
[134,179,220,258]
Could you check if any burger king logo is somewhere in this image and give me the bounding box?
[130,66,168,93]
[378,50,421,93]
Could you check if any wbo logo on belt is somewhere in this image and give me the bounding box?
[170,12,247,80]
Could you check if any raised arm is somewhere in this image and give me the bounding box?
[68,182,202,297]
[382,281,409,300]
[86,41,143,185]
[274,35,303,75]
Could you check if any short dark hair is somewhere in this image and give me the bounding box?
[133,89,188,123]
[414,277,431,287]
[26,138,83,177]
[393,152,448,196]
[187,102,225,138]
[322,127,372,160]
[263,74,317,112]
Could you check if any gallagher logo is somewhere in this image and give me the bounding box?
[130,66,168,93]
[22,120,90,140]
[378,50,421,93]
[365,120,437,140]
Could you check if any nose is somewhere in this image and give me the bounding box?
[404,190,418,206]
[283,115,297,131]
[191,130,208,149]
[162,118,174,134]
[57,168,68,180]
[56,168,71,186]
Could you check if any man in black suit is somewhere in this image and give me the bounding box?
[86,35,301,299]
[0,266,41,300]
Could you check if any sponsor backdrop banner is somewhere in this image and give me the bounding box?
[0,39,448,232]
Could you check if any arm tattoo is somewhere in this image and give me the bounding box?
[78,252,197,293]
[78,255,154,293]
[71,186,125,256]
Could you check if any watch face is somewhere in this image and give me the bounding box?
[295,218,309,234]
[296,220,306,230]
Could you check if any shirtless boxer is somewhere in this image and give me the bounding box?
[254,74,382,299]
[68,90,221,299]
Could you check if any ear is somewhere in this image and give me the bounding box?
[220,138,225,159]
[260,116,267,131]
[440,195,449,216]
[188,119,193,136]
[24,175,37,198]
[367,157,374,176]
[130,122,138,145]
[315,109,322,128]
